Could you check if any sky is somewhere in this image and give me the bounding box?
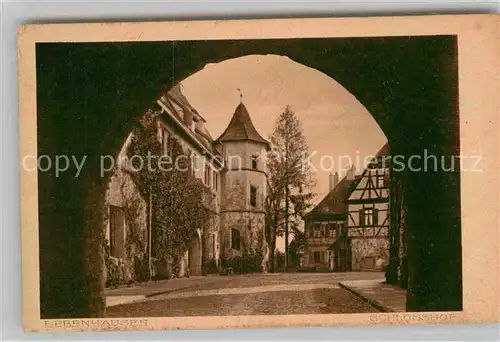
[181,54,387,208]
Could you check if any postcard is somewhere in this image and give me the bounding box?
[18,14,499,332]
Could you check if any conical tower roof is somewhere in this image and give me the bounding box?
[216,102,269,146]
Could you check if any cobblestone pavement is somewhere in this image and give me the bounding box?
[105,272,381,317]
[104,272,383,296]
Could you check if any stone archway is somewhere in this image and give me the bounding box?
[188,232,202,276]
[36,35,461,317]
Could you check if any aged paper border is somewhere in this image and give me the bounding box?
[18,14,499,332]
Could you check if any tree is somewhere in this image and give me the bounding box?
[126,110,211,279]
[264,159,285,272]
[266,105,315,271]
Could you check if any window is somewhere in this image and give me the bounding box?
[328,223,336,238]
[190,152,198,176]
[109,205,126,258]
[377,175,385,188]
[360,208,377,226]
[320,224,327,238]
[251,155,258,169]
[231,228,240,250]
[313,251,321,263]
[314,224,321,238]
[204,164,211,186]
[250,185,258,207]
[211,233,217,258]
[213,172,218,191]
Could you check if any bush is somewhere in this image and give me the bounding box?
[134,256,150,282]
[221,253,263,274]
[203,259,219,275]
[221,256,241,273]
[105,257,126,288]
[219,267,234,276]
[241,254,263,273]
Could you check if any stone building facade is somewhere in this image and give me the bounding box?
[104,134,149,285]
[217,103,270,268]
[104,85,269,285]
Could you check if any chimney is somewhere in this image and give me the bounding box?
[329,173,334,192]
[329,172,340,192]
[346,165,356,180]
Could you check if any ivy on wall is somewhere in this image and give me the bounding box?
[126,111,210,279]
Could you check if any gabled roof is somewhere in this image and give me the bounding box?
[305,175,360,220]
[216,102,269,146]
[368,142,391,169]
[375,142,390,157]
[345,142,391,203]
[157,85,221,157]
[165,84,206,123]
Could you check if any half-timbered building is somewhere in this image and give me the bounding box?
[345,143,390,271]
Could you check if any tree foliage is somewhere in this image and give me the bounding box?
[269,105,315,190]
[265,105,316,272]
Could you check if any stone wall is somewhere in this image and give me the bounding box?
[350,236,389,271]
[104,168,148,285]
[220,212,266,256]
[202,213,221,266]
[386,176,408,287]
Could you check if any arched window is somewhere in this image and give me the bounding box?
[231,228,240,251]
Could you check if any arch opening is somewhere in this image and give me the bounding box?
[35,36,461,318]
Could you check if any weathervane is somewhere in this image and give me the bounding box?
[237,88,243,102]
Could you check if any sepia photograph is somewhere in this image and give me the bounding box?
[18,15,499,331]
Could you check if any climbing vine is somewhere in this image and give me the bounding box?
[126,111,210,279]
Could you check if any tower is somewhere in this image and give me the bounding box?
[216,101,270,269]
